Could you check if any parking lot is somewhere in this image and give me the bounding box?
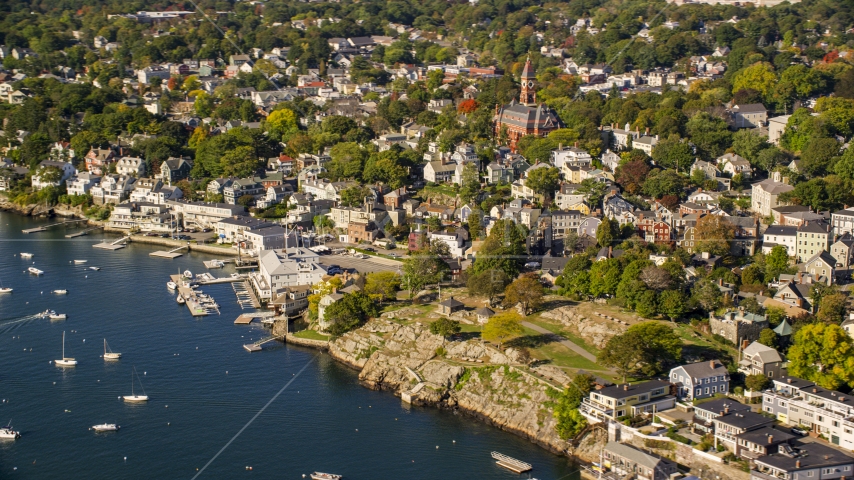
[317,253,403,274]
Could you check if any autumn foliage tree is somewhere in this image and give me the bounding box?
[616,158,651,194]
[457,99,477,114]
[694,214,735,256]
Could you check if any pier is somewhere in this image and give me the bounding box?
[234,312,274,325]
[171,275,221,317]
[65,226,103,238]
[22,219,87,234]
[93,235,130,250]
[243,334,283,352]
[150,245,189,259]
[491,452,532,473]
[232,281,261,309]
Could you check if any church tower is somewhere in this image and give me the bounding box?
[519,56,537,106]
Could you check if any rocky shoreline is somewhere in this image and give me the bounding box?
[0,196,88,220]
[285,316,584,457]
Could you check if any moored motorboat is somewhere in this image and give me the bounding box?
[52,289,68,295]
[183,270,193,279]
[91,423,119,432]
[73,260,88,264]
[311,473,343,480]
[177,295,185,304]
[49,313,67,320]
[28,267,44,275]
[20,253,33,259]
[0,288,11,294]
[89,266,100,271]
[167,281,177,290]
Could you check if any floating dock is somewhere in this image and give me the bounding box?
[23,219,87,234]
[94,236,130,250]
[491,452,532,473]
[243,335,283,352]
[65,226,103,238]
[234,312,275,324]
[150,245,188,259]
[203,260,225,269]
[171,275,220,317]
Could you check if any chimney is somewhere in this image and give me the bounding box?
[608,246,613,257]
[797,298,804,308]
[768,435,774,444]
[645,127,650,135]
[574,141,579,148]
[710,360,717,368]
[787,378,792,384]
[718,278,723,286]
[724,405,729,414]
[623,384,629,391]
[796,460,801,468]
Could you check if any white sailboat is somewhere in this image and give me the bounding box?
[123,367,149,402]
[103,339,121,360]
[55,331,77,366]
[0,420,20,439]
[91,423,119,432]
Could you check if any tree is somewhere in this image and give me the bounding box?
[470,219,526,278]
[577,178,607,207]
[364,271,401,303]
[402,242,449,301]
[758,328,778,348]
[430,317,461,340]
[339,185,370,207]
[817,293,847,324]
[221,145,262,178]
[658,290,687,322]
[686,112,732,160]
[504,274,544,315]
[615,158,651,194]
[765,245,792,281]
[596,216,618,248]
[598,322,682,380]
[694,214,735,256]
[597,333,639,382]
[639,266,672,291]
[266,108,299,140]
[307,278,344,319]
[745,373,770,392]
[459,162,481,206]
[525,166,560,205]
[323,292,380,336]
[313,215,334,235]
[457,99,478,114]
[552,373,594,440]
[692,278,722,312]
[482,311,523,349]
[651,135,693,172]
[787,323,854,390]
[642,169,685,199]
[732,63,776,98]
[467,268,509,306]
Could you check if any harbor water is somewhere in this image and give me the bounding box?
[0,212,578,479]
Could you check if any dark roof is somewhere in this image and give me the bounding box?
[597,380,671,400]
[733,103,767,113]
[495,101,560,130]
[797,221,830,234]
[774,376,815,390]
[714,411,773,430]
[756,442,854,472]
[520,57,536,79]
[735,426,796,445]
[764,225,798,236]
[694,398,751,416]
[541,256,570,271]
[438,297,464,308]
[674,360,727,379]
[474,307,494,317]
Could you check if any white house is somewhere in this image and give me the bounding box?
[116,156,146,177]
[66,172,101,196]
[252,247,328,300]
[31,160,76,191]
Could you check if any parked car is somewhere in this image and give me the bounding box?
[202,228,212,233]
[524,262,541,268]
[144,232,158,237]
[159,233,170,238]
[791,427,808,436]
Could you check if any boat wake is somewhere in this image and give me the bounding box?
[0,313,51,333]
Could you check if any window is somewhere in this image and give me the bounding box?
[705,387,710,394]
[696,388,701,396]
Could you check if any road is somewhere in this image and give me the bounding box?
[317,253,403,274]
[521,321,599,363]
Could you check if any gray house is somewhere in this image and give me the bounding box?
[692,397,751,433]
[603,442,677,480]
[669,360,730,401]
[739,341,784,380]
[752,443,854,480]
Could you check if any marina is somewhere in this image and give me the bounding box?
[232,280,261,309]
[171,275,221,316]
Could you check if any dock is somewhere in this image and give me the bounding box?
[232,281,260,309]
[150,245,188,259]
[234,311,275,324]
[65,226,103,238]
[203,260,225,269]
[22,219,87,234]
[94,236,130,250]
[243,334,283,352]
[171,275,221,317]
[491,452,532,473]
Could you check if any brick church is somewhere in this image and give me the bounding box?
[493,57,561,152]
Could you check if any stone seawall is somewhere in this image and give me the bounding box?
[121,234,238,256]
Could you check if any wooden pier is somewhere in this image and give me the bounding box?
[491,452,532,473]
[65,226,103,238]
[243,335,283,352]
[171,275,220,317]
[22,219,87,234]
[234,312,274,325]
[94,236,130,250]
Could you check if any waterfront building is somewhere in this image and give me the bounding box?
[580,380,675,422]
[252,247,328,300]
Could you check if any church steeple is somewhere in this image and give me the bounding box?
[519,56,536,106]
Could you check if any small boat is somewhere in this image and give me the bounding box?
[52,289,68,295]
[103,339,121,360]
[183,270,193,279]
[20,253,33,259]
[55,331,77,366]
[73,260,88,264]
[0,420,20,440]
[311,473,343,480]
[123,367,149,402]
[166,281,177,290]
[49,313,67,320]
[89,267,100,271]
[0,288,11,294]
[91,423,119,432]
[176,295,185,304]
[231,273,241,279]
[28,267,44,275]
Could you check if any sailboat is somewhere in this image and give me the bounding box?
[123,367,149,402]
[55,331,77,366]
[103,339,121,360]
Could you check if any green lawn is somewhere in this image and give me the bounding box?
[292,329,330,341]
[525,318,601,356]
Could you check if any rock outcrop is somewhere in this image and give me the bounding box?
[540,306,627,349]
[327,319,572,454]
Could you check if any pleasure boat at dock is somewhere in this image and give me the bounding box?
[177,295,185,304]
[183,270,193,279]
[167,281,177,290]
[19,253,33,259]
[28,267,44,275]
